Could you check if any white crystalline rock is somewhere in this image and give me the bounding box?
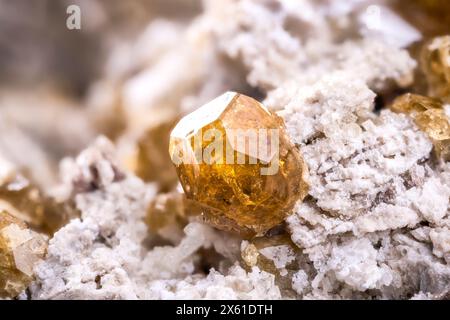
[298,231,450,299]
[259,244,296,276]
[281,75,449,298]
[140,266,281,300]
[210,0,416,99]
[291,270,309,295]
[327,238,393,291]
[429,228,450,263]
[282,76,433,219]
[141,266,281,299]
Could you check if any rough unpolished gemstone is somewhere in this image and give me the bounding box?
[0,211,47,298]
[169,92,309,236]
[391,93,450,161]
[145,191,202,234]
[0,173,78,235]
[421,36,450,103]
[132,119,179,192]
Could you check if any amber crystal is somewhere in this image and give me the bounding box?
[421,36,450,103]
[0,211,47,298]
[133,119,179,192]
[145,191,202,234]
[169,92,308,236]
[391,93,450,161]
[0,173,78,235]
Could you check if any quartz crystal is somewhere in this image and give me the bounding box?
[391,93,450,161]
[421,36,450,103]
[169,92,308,236]
[0,211,47,298]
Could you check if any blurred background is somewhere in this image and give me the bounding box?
[0,0,203,190]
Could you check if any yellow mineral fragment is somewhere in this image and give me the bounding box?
[0,172,78,235]
[0,211,47,298]
[421,36,450,103]
[169,92,308,236]
[391,93,450,161]
[145,191,202,234]
[133,119,179,192]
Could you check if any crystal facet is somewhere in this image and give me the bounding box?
[391,93,450,161]
[421,35,450,103]
[169,92,309,236]
[0,173,78,235]
[0,211,47,298]
[133,119,179,192]
[145,191,202,234]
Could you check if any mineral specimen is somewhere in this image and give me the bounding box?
[145,191,202,243]
[391,93,450,161]
[241,233,300,295]
[169,92,308,236]
[0,172,78,235]
[133,119,179,192]
[421,36,450,103]
[0,210,47,298]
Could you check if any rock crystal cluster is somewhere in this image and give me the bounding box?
[0,0,449,300]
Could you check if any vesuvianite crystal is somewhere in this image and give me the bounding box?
[0,173,78,235]
[133,119,180,192]
[145,191,202,234]
[391,93,450,161]
[0,211,47,298]
[421,35,450,103]
[169,92,308,236]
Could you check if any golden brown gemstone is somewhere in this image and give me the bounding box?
[0,211,47,298]
[421,35,450,103]
[391,93,450,161]
[169,92,308,236]
[0,173,78,235]
[132,119,179,192]
[145,191,202,234]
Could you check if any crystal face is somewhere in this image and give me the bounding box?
[169,92,309,236]
[133,119,180,192]
[0,173,78,235]
[145,191,202,234]
[0,211,47,298]
[421,36,450,103]
[391,93,450,161]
